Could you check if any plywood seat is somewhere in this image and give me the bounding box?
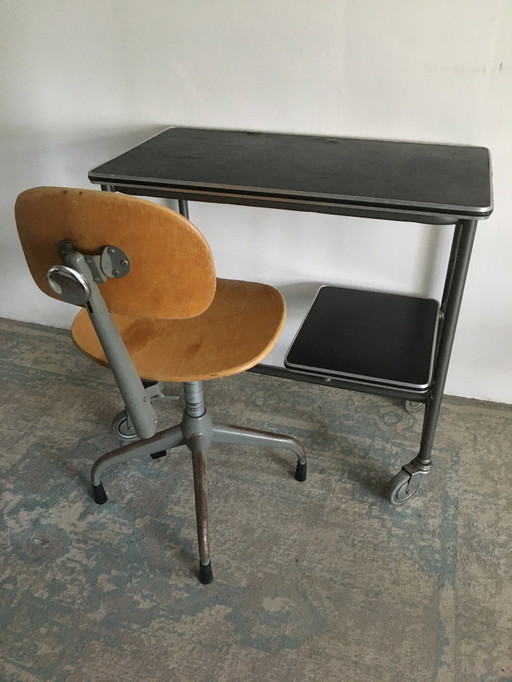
[71,277,285,382]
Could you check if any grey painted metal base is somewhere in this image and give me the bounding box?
[91,381,306,583]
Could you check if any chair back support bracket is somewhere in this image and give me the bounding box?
[59,239,131,283]
[50,241,158,440]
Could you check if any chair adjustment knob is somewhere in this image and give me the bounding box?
[47,265,92,305]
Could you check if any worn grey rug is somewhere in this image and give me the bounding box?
[1,317,511,681]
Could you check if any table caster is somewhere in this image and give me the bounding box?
[111,411,137,441]
[405,400,424,413]
[385,469,423,505]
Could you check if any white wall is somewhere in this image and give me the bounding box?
[1,0,511,402]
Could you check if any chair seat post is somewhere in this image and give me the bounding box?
[183,381,206,417]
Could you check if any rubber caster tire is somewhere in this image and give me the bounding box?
[405,400,424,413]
[386,470,423,506]
[111,411,137,441]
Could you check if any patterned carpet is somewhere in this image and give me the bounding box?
[1,317,511,681]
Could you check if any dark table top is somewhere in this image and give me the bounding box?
[89,127,493,223]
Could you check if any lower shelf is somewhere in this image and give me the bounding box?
[284,285,440,391]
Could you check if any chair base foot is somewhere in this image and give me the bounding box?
[199,560,213,584]
[150,450,167,460]
[92,482,108,504]
[295,461,307,482]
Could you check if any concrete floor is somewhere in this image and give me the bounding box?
[1,317,511,681]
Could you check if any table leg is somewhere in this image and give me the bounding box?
[178,199,189,219]
[387,219,478,504]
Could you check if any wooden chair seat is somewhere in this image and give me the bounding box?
[71,278,285,382]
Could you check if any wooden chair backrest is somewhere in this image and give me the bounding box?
[15,187,216,319]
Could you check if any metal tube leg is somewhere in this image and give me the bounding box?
[440,222,463,312]
[189,435,213,584]
[417,219,477,462]
[91,425,185,504]
[178,199,189,219]
[212,423,307,482]
[387,220,478,505]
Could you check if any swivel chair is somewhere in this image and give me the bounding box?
[15,187,306,584]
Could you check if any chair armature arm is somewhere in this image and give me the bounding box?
[63,249,158,439]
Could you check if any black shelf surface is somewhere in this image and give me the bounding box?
[89,127,493,223]
[284,286,440,391]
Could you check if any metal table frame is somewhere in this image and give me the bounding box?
[89,127,492,504]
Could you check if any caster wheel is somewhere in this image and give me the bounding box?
[386,470,423,506]
[111,411,137,441]
[405,400,424,413]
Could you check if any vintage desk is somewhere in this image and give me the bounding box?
[88,127,493,504]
